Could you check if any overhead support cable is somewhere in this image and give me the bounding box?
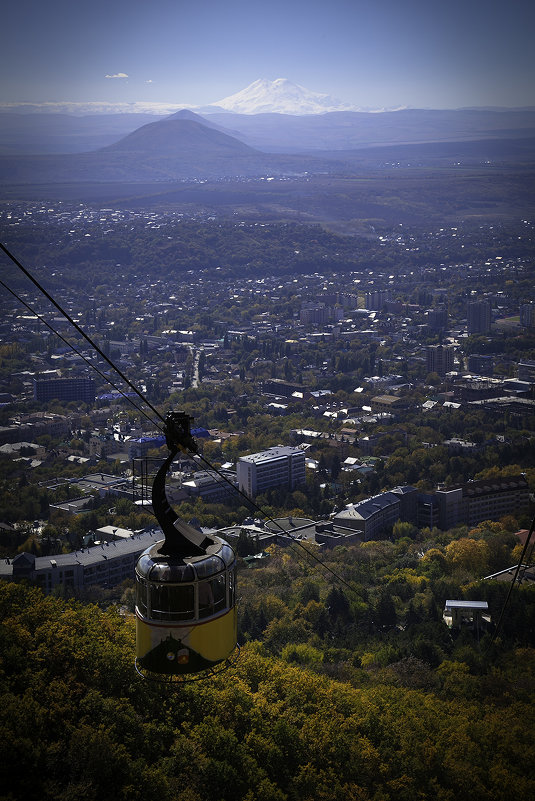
[1,240,360,600]
[194,449,358,595]
[0,276,162,432]
[0,240,166,428]
[488,512,535,649]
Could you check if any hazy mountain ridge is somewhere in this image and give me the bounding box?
[0,86,534,192]
[202,108,535,153]
[0,112,162,155]
[1,106,535,157]
[0,116,338,183]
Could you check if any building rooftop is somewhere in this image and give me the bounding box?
[339,491,401,521]
[444,600,489,609]
[239,446,302,464]
[0,527,164,578]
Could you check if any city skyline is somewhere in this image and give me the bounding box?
[2,0,535,113]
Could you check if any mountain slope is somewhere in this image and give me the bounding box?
[101,118,257,158]
[0,116,322,183]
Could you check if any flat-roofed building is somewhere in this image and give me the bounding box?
[182,470,238,503]
[261,379,307,398]
[300,302,329,325]
[467,300,491,334]
[443,600,490,629]
[461,475,529,526]
[33,377,96,404]
[520,303,535,329]
[468,354,494,376]
[237,446,305,498]
[1,528,166,594]
[436,475,529,529]
[365,289,392,311]
[427,307,448,331]
[370,394,408,416]
[518,360,535,383]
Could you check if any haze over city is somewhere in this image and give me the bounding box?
[2,0,535,113]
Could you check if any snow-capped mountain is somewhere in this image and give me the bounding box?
[210,78,359,115]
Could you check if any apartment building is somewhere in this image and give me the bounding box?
[520,303,535,329]
[467,300,491,334]
[1,529,165,595]
[431,475,529,529]
[237,446,306,498]
[370,395,408,416]
[33,377,96,404]
[426,344,454,376]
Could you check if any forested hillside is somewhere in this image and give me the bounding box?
[2,571,535,801]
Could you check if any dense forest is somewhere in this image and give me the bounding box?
[2,523,535,801]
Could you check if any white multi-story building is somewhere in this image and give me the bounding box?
[237,446,306,498]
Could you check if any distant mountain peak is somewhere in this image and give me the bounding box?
[211,78,359,115]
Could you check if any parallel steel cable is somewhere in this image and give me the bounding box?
[0,276,163,432]
[1,240,359,598]
[488,512,535,648]
[194,449,358,594]
[188,451,327,575]
[0,241,166,427]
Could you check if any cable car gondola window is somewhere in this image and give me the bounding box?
[211,574,227,614]
[137,553,156,578]
[219,543,235,567]
[229,567,236,607]
[151,583,195,621]
[198,575,226,619]
[194,555,224,579]
[136,578,148,617]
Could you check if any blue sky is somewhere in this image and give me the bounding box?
[2,0,534,110]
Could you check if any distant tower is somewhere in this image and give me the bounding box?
[520,303,535,329]
[427,307,448,332]
[467,300,491,335]
[426,344,454,377]
[365,289,392,311]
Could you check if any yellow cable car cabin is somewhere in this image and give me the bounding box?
[135,412,238,679]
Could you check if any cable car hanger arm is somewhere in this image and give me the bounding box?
[151,412,211,558]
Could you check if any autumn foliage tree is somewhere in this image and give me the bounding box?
[1,581,535,801]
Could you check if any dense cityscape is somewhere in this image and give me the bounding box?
[0,203,533,572]
[1,198,535,800]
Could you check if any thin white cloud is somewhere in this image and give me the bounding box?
[105,72,129,79]
[0,100,194,115]
[145,79,153,84]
